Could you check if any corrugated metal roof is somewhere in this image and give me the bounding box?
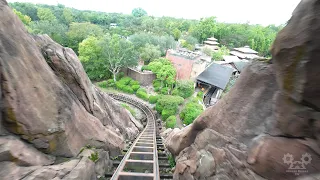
[197,63,234,90]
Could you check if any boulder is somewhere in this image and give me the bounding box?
[0,136,55,166]
[0,0,139,158]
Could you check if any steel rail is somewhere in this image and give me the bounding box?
[108,93,160,180]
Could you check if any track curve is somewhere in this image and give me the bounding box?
[107,93,160,180]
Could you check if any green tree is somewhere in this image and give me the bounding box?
[140,44,161,64]
[37,8,56,22]
[148,58,176,90]
[62,8,73,25]
[79,36,111,80]
[29,20,68,45]
[191,17,217,42]
[13,9,31,25]
[172,28,181,41]
[99,34,139,81]
[212,45,230,61]
[66,22,103,53]
[132,7,147,17]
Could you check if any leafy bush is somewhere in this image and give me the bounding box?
[173,80,194,98]
[180,98,203,125]
[160,87,169,95]
[107,79,116,87]
[129,80,140,86]
[136,88,149,101]
[197,91,204,98]
[119,77,132,85]
[141,65,151,72]
[166,116,176,129]
[156,95,184,120]
[116,72,125,80]
[212,45,230,61]
[97,81,107,88]
[123,86,134,94]
[162,109,176,121]
[153,79,161,89]
[149,95,160,104]
[132,84,141,91]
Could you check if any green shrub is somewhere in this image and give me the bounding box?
[156,95,184,120]
[115,81,125,90]
[149,95,160,104]
[154,87,160,92]
[180,99,203,125]
[116,72,124,80]
[160,87,169,95]
[197,91,204,98]
[97,81,107,88]
[123,86,134,94]
[166,116,176,129]
[119,77,132,85]
[129,80,140,86]
[141,65,151,71]
[136,88,149,101]
[132,85,141,92]
[106,79,115,87]
[171,88,179,96]
[162,109,176,121]
[153,80,161,89]
[174,80,195,98]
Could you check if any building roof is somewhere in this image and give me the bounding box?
[233,60,250,72]
[233,46,258,54]
[197,63,234,90]
[207,37,218,41]
[223,55,240,63]
[204,41,219,45]
[230,50,259,59]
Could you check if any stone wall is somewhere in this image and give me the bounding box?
[124,68,156,86]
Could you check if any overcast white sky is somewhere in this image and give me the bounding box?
[8,0,301,25]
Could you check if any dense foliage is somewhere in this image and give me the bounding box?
[11,2,282,57]
[147,58,176,93]
[172,80,195,98]
[180,98,204,125]
[156,95,184,120]
[10,2,283,81]
[166,116,176,128]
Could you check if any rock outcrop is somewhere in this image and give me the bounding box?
[0,0,141,179]
[165,0,320,179]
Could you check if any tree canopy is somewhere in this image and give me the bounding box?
[132,8,147,17]
[8,2,284,80]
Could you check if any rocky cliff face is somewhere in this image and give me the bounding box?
[0,0,140,179]
[165,0,320,179]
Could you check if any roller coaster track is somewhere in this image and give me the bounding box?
[107,93,160,180]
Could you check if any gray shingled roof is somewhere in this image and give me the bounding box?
[197,63,234,90]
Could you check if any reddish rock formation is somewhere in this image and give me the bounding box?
[165,0,320,179]
[0,0,141,179]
